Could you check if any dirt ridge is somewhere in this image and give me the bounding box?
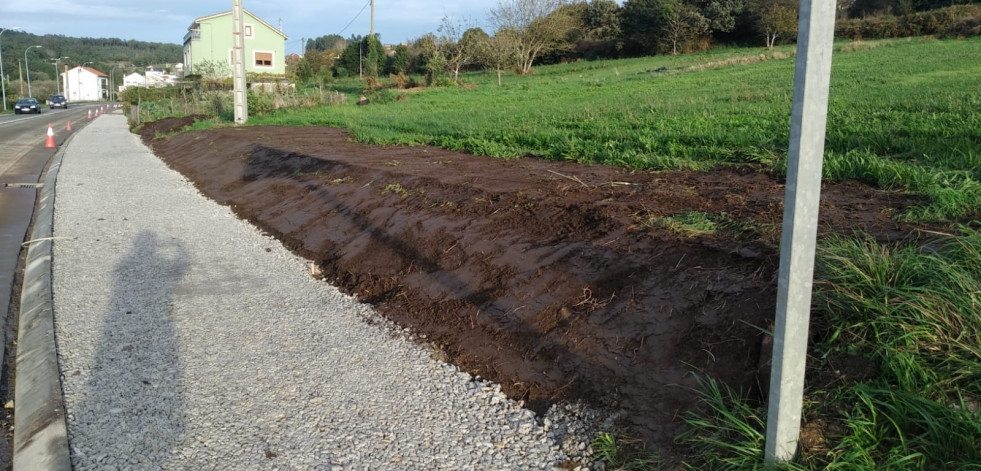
[141,118,920,456]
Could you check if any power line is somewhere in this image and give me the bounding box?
[337,0,371,37]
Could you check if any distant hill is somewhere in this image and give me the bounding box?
[1,30,182,88]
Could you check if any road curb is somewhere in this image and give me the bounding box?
[13,134,75,471]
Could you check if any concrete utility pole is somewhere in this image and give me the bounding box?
[53,57,69,95]
[764,0,837,463]
[370,0,375,37]
[25,45,41,98]
[232,0,248,124]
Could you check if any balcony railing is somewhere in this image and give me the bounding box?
[183,29,201,44]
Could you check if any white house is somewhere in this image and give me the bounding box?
[63,66,108,102]
[145,69,178,87]
[121,72,147,91]
[118,68,179,94]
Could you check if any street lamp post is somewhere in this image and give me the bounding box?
[53,57,69,95]
[1,27,24,111]
[25,45,42,98]
[109,65,136,102]
[110,66,126,102]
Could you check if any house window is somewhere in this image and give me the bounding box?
[244,24,254,38]
[254,51,273,68]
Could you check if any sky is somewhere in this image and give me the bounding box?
[1,0,492,55]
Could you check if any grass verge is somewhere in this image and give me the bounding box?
[677,226,981,470]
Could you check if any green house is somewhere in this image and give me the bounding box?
[183,9,289,77]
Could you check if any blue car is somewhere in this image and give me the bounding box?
[14,97,41,114]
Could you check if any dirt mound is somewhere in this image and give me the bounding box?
[141,118,921,458]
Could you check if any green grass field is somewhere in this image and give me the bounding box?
[236,37,981,470]
[253,37,981,222]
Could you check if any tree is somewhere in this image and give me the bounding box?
[436,17,487,81]
[477,29,519,85]
[332,35,386,78]
[621,0,708,55]
[585,0,623,37]
[751,0,798,49]
[490,0,578,74]
[459,28,490,75]
[660,1,710,54]
[391,44,412,75]
[333,35,363,77]
[307,34,347,52]
[305,49,338,76]
[689,0,747,35]
[295,58,314,83]
[417,33,447,83]
[620,0,665,55]
[362,35,387,77]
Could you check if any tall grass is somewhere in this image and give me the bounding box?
[817,228,981,400]
[680,228,981,470]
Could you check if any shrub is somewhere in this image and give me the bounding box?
[389,72,409,89]
[836,5,981,40]
[430,76,459,88]
[365,88,404,104]
[362,75,381,91]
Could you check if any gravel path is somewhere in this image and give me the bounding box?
[51,115,597,470]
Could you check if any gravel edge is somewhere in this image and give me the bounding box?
[12,134,72,471]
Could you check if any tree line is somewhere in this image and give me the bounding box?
[293,0,979,86]
[0,30,182,100]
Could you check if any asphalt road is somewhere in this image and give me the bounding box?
[0,105,97,348]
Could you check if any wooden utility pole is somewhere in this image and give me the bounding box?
[232,0,247,124]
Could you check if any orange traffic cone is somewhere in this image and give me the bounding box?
[87,109,92,120]
[66,120,72,131]
[95,109,100,117]
[45,124,55,148]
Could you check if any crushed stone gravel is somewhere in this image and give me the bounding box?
[50,115,605,470]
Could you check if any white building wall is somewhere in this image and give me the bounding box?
[63,68,107,102]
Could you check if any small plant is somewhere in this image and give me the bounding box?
[646,212,718,235]
[590,432,659,470]
[679,374,776,470]
[381,183,423,200]
[639,212,769,242]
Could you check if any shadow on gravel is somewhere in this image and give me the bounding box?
[71,231,189,467]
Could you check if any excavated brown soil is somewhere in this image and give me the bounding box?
[139,117,922,458]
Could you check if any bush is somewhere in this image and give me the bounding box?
[362,75,381,91]
[942,16,981,38]
[389,72,409,89]
[836,5,981,40]
[430,76,459,88]
[247,90,278,116]
[365,88,404,104]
